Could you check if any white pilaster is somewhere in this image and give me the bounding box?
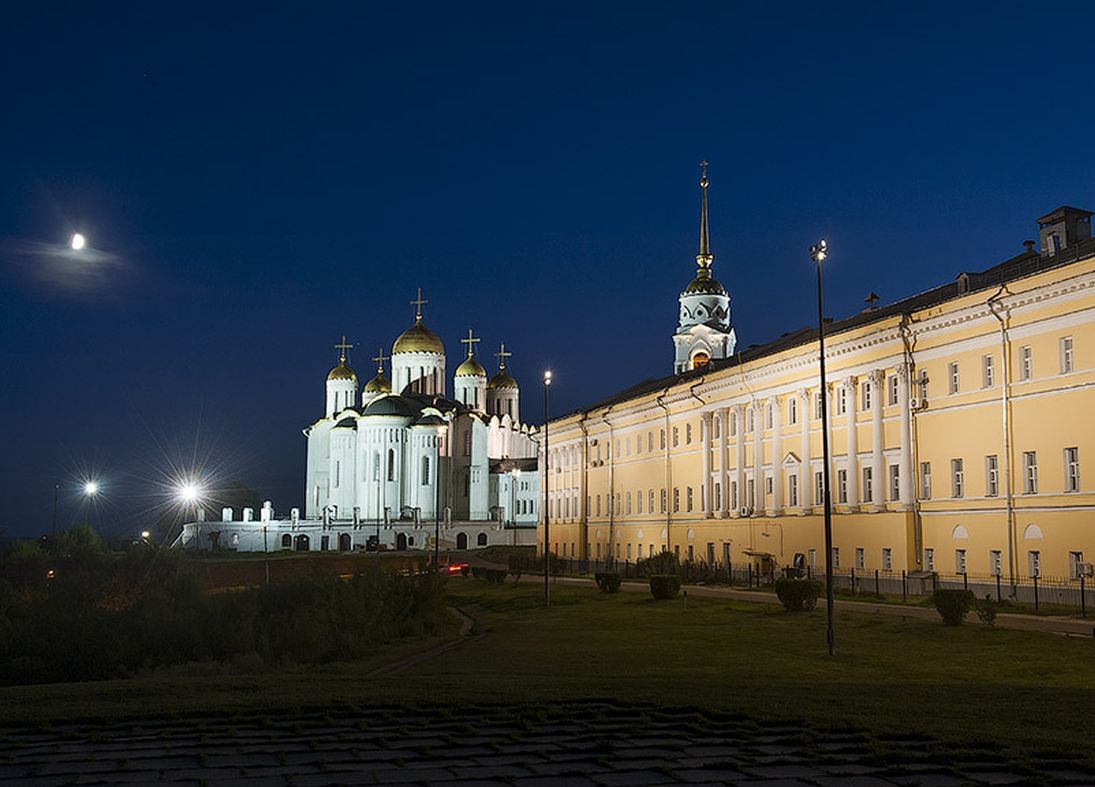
[799,389,811,511]
[870,369,885,512]
[769,395,782,516]
[845,376,859,511]
[719,407,730,517]
[898,362,913,508]
[702,412,713,517]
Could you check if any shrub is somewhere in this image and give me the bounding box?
[594,572,622,593]
[974,595,998,627]
[774,578,822,612]
[648,574,681,600]
[637,550,679,577]
[484,569,507,585]
[932,589,975,626]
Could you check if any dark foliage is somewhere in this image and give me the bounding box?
[974,595,998,626]
[932,589,975,626]
[484,569,507,585]
[594,572,622,593]
[0,547,448,686]
[637,550,679,578]
[648,574,681,600]
[774,579,823,612]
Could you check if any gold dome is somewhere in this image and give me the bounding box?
[455,356,487,377]
[364,372,391,393]
[327,362,357,381]
[488,369,518,390]
[392,320,444,355]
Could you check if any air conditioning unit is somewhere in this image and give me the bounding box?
[909,397,926,410]
[738,506,753,517]
[1079,562,1094,578]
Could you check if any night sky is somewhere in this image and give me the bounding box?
[3,2,1094,537]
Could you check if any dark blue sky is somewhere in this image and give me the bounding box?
[3,2,1094,537]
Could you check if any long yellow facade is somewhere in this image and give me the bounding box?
[540,212,1095,583]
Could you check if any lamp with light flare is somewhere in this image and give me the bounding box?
[83,481,99,496]
[176,482,202,504]
[70,233,86,251]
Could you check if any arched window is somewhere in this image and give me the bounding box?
[477,532,488,546]
[281,534,292,549]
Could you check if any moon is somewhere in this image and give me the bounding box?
[70,233,86,251]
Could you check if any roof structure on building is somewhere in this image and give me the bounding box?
[569,237,1095,417]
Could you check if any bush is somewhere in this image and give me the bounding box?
[648,574,681,600]
[594,572,622,593]
[932,589,975,626]
[774,578,822,612]
[637,550,679,577]
[484,569,507,585]
[975,595,998,627]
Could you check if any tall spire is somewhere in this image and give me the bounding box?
[696,160,713,277]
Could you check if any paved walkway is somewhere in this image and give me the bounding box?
[1,701,1091,786]
[554,577,1095,638]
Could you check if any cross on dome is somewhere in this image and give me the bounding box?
[410,287,428,322]
[334,335,354,364]
[495,342,512,370]
[460,328,481,358]
[372,348,390,374]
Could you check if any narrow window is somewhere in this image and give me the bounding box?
[334,460,340,488]
[955,549,967,575]
[788,473,798,507]
[714,481,722,510]
[387,449,395,482]
[815,471,824,506]
[626,491,632,515]
[1028,550,1041,578]
[888,374,899,406]
[982,355,995,388]
[920,461,932,499]
[730,481,738,510]
[789,396,798,425]
[837,386,847,415]
[889,464,900,501]
[1023,451,1038,494]
[747,408,755,432]
[882,547,893,571]
[837,469,848,504]
[832,546,840,568]
[636,490,643,514]
[672,427,679,447]
[1019,345,1032,381]
[661,488,668,513]
[765,404,773,429]
[686,487,694,512]
[990,550,1002,577]
[1060,336,1074,373]
[660,429,666,449]
[862,466,873,504]
[951,459,964,498]
[948,362,960,394]
[855,547,865,570]
[985,455,999,497]
[730,412,737,436]
[1069,551,1085,579]
[673,488,680,513]
[808,548,817,569]
[1065,447,1080,492]
[422,456,430,485]
[861,380,871,411]
[649,489,654,513]
[924,547,935,572]
[685,423,693,444]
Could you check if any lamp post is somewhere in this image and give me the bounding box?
[811,238,836,657]
[543,370,552,609]
[83,481,100,530]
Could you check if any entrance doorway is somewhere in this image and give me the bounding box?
[456,532,468,549]
[396,532,408,551]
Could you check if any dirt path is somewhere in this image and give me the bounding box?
[366,606,480,677]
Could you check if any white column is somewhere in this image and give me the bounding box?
[734,404,746,515]
[845,376,859,511]
[702,412,714,518]
[898,363,913,507]
[720,408,731,517]
[799,389,811,511]
[769,395,782,516]
[752,404,762,512]
[870,369,885,512]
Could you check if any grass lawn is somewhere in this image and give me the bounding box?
[1,578,1092,765]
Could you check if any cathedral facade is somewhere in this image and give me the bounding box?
[180,296,540,553]
[541,167,1095,584]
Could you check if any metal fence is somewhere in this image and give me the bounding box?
[514,555,1095,616]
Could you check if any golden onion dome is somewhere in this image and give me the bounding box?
[364,371,391,393]
[327,362,357,381]
[455,356,487,377]
[488,369,519,390]
[392,320,445,355]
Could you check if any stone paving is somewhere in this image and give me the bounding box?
[0,701,1091,786]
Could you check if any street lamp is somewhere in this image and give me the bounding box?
[543,370,552,609]
[70,233,86,251]
[83,481,99,497]
[811,238,836,657]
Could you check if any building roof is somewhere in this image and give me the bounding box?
[567,237,1095,417]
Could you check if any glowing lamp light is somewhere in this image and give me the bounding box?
[70,233,86,251]
[811,239,828,263]
[83,481,99,496]
[177,482,201,504]
[140,530,151,539]
[543,370,552,386]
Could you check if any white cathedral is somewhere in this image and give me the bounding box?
[179,293,540,553]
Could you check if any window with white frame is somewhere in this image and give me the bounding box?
[714,481,721,510]
[925,547,935,572]
[832,546,840,568]
[660,429,666,449]
[649,489,654,513]
[882,547,893,571]
[660,488,667,513]
[747,407,755,432]
[712,417,720,439]
[815,391,824,420]
[855,547,865,570]
[982,355,995,388]
[955,548,967,575]
[837,469,848,504]
[685,423,693,444]
[889,464,900,501]
[948,362,960,394]
[920,461,932,499]
[686,486,694,512]
[648,431,654,452]
[951,459,964,498]
[1060,336,1074,373]
[888,374,899,406]
[985,455,999,497]
[747,478,755,507]
[1069,551,1085,579]
[837,386,847,415]
[808,548,817,569]
[788,473,799,507]
[672,427,679,447]
[1023,451,1038,494]
[861,380,872,411]
[421,456,430,485]
[918,369,930,399]
[730,480,738,510]
[1019,345,1032,381]
[730,411,737,436]
[765,404,773,429]
[862,466,873,503]
[990,549,1002,577]
[625,491,632,515]
[789,396,798,424]
[765,475,773,495]
[1028,549,1041,578]
[1065,447,1080,492]
[672,487,680,512]
[815,471,824,506]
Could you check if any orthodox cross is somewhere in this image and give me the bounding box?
[410,287,428,321]
[495,341,512,370]
[372,348,390,374]
[460,328,481,358]
[334,335,353,364]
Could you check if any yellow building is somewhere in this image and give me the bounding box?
[540,177,1095,585]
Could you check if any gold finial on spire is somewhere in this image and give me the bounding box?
[410,287,428,322]
[495,341,512,370]
[372,348,389,374]
[334,335,354,365]
[460,328,481,358]
[696,160,713,275]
